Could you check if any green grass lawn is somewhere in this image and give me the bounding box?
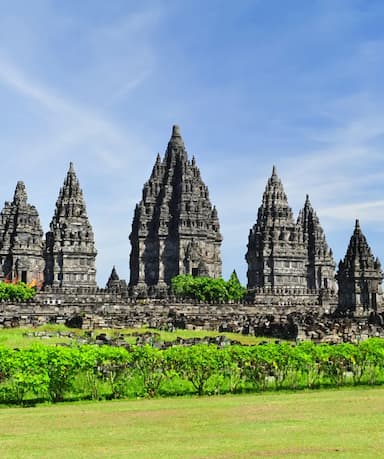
[0,324,275,348]
[1,387,384,458]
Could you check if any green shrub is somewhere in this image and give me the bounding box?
[0,281,36,301]
[171,271,246,302]
[1,339,384,406]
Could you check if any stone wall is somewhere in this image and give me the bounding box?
[1,288,384,343]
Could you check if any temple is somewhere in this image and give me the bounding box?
[246,167,336,294]
[129,125,222,296]
[0,126,382,327]
[297,194,336,291]
[106,266,127,293]
[337,220,383,315]
[44,162,97,288]
[0,181,45,284]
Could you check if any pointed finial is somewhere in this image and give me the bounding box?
[13,181,27,205]
[172,125,181,136]
[304,194,311,208]
[169,124,185,147]
[16,181,26,192]
[68,162,76,178]
[110,266,119,280]
[355,219,360,230]
[272,165,277,176]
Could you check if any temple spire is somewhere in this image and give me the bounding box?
[0,182,44,284]
[106,265,127,292]
[109,265,119,281]
[129,125,222,295]
[337,220,383,314]
[298,194,336,291]
[246,167,306,290]
[13,181,28,206]
[45,163,97,287]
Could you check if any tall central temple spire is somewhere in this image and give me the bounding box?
[129,125,222,296]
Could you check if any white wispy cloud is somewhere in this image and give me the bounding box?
[0,5,164,284]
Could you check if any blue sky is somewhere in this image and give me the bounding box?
[0,0,384,285]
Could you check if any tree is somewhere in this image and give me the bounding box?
[0,282,36,301]
[171,273,246,303]
[226,270,247,301]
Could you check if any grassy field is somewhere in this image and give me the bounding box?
[0,324,274,348]
[1,387,384,458]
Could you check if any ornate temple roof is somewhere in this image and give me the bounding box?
[45,162,97,287]
[129,125,222,288]
[0,181,44,254]
[339,219,381,274]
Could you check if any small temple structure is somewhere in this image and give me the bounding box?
[337,219,383,316]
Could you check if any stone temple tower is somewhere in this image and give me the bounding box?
[129,125,222,295]
[44,163,97,288]
[0,181,45,284]
[246,167,307,290]
[297,195,336,292]
[337,220,383,315]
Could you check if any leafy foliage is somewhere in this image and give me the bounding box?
[1,339,384,405]
[171,271,246,302]
[0,282,36,301]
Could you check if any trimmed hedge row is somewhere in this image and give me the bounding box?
[1,339,384,405]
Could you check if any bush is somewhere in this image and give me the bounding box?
[0,282,36,301]
[171,271,246,302]
[1,339,384,406]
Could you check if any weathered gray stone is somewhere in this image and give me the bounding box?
[129,125,222,295]
[246,167,307,291]
[246,167,337,299]
[44,162,97,288]
[337,219,383,315]
[0,181,45,284]
[106,266,127,294]
[0,128,382,340]
[297,194,336,291]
